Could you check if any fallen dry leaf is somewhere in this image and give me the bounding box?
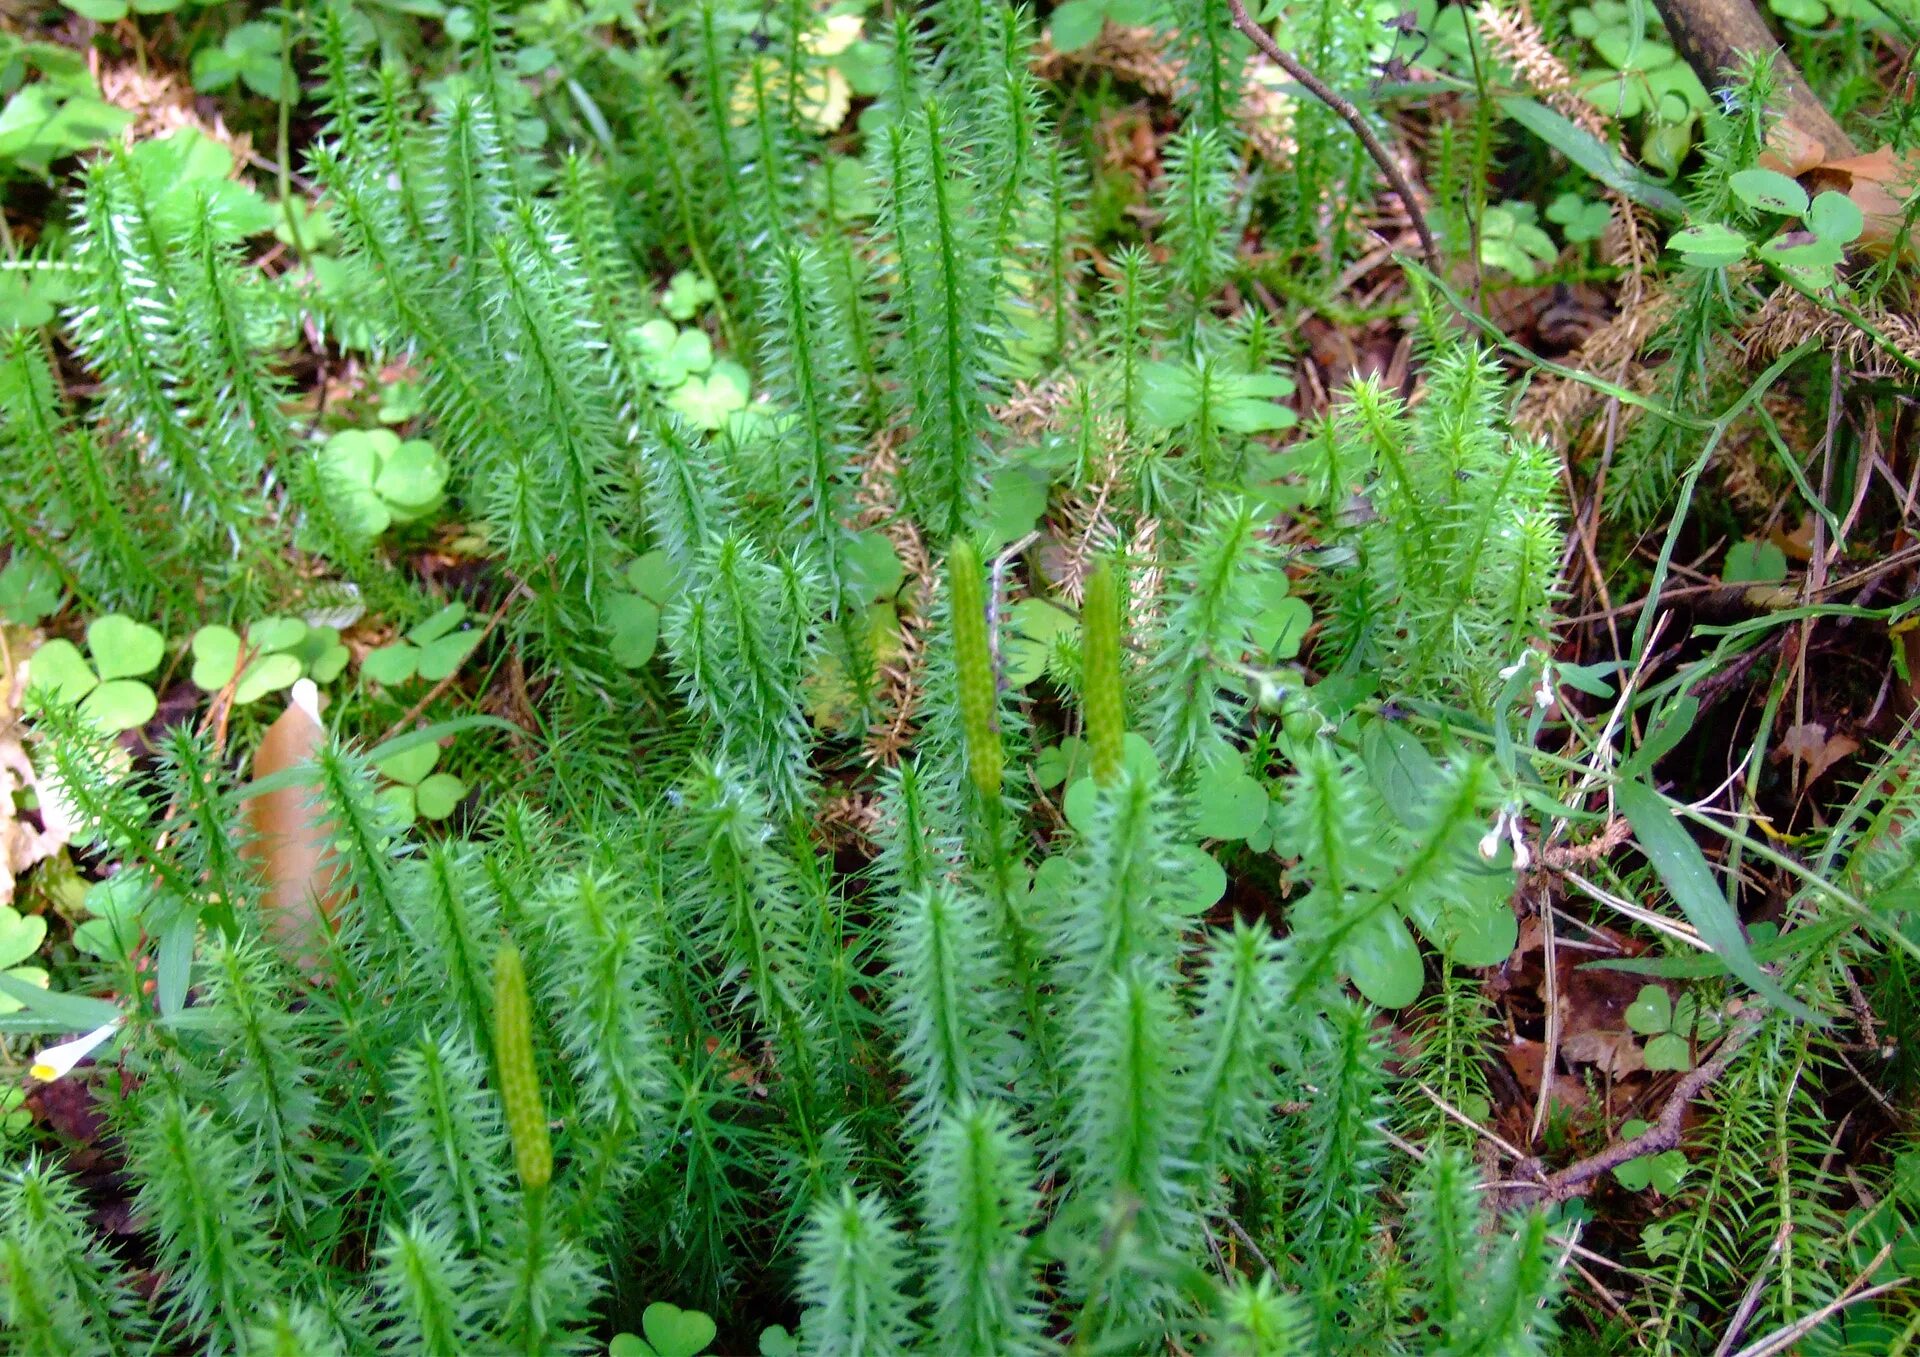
[1774,721,1861,785]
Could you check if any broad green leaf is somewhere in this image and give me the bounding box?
[625,550,676,603]
[606,594,661,669]
[1643,1032,1692,1070]
[1048,0,1105,51]
[1191,757,1269,841]
[641,1300,718,1357]
[983,464,1050,550]
[409,603,468,645]
[1722,539,1787,584]
[1616,777,1822,1023]
[248,617,308,654]
[86,615,164,680]
[1343,905,1425,1009]
[1499,97,1686,216]
[0,907,47,971]
[190,625,243,691]
[0,554,62,625]
[414,772,466,821]
[1625,983,1672,1034]
[844,530,905,602]
[415,629,481,682]
[27,639,98,705]
[233,652,302,705]
[1729,168,1809,218]
[1669,223,1749,268]
[361,644,420,686]
[1807,190,1865,245]
[1168,843,1227,915]
[1002,598,1076,687]
[79,680,155,733]
[374,438,448,516]
[377,740,440,787]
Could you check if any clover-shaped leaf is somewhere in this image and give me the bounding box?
[844,531,905,603]
[1248,572,1311,659]
[640,1301,718,1357]
[0,905,49,1015]
[377,741,440,788]
[1191,755,1269,842]
[625,551,676,603]
[1035,736,1087,791]
[27,639,98,707]
[1644,1032,1692,1071]
[1722,539,1788,585]
[1625,983,1672,1035]
[1613,1123,1689,1193]
[414,773,467,821]
[1548,192,1613,243]
[0,554,62,626]
[234,653,303,705]
[662,270,718,320]
[666,362,749,430]
[73,874,146,962]
[983,463,1050,550]
[86,615,164,681]
[1002,598,1077,688]
[373,439,450,520]
[362,644,419,686]
[605,592,662,669]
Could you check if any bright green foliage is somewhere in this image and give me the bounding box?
[1309,330,1562,712]
[8,0,1904,1351]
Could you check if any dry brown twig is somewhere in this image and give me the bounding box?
[1221,0,1441,273]
[1498,1009,1765,1210]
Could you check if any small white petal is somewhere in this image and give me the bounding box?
[29,1020,122,1082]
[1479,826,1503,860]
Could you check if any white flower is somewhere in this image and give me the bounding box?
[29,1019,122,1082]
[1479,820,1505,860]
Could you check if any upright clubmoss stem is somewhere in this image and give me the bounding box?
[1081,561,1126,786]
[947,538,1003,801]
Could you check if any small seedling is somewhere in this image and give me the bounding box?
[609,1301,717,1357]
[25,614,164,733]
[312,428,450,545]
[374,740,467,826]
[1612,1119,1690,1193]
[189,617,349,704]
[1670,169,1866,289]
[1479,202,1560,280]
[660,269,717,321]
[1624,983,1716,1071]
[0,553,62,626]
[1547,191,1612,244]
[362,603,484,686]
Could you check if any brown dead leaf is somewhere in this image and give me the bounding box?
[1559,1027,1646,1078]
[2,632,74,908]
[1774,722,1861,785]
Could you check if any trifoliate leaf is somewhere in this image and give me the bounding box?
[1625,984,1672,1035]
[606,593,661,669]
[0,554,62,626]
[1002,598,1077,688]
[408,603,468,645]
[1643,1032,1692,1071]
